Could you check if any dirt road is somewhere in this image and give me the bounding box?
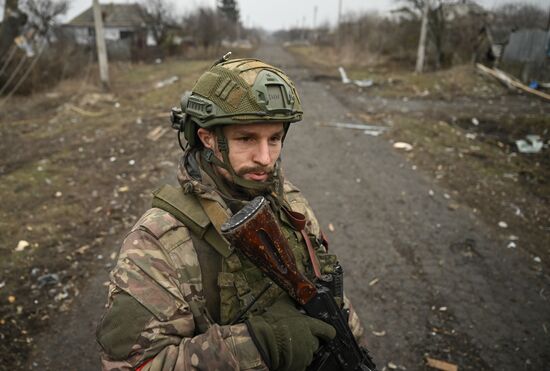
[28,43,549,370]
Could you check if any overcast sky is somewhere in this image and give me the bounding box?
[2,0,549,31]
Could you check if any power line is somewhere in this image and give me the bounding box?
[0,43,46,110]
[0,45,17,77]
[0,52,28,95]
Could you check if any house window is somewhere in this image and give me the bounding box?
[120,31,133,39]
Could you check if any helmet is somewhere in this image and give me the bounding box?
[171,56,303,148]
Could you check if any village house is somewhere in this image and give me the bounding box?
[63,3,156,59]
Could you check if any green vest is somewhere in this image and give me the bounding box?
[151,184,336,329]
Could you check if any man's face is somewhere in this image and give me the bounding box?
[199,122,285,183]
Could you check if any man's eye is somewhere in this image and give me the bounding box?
[269,136,282,144]
[238,137,252,142]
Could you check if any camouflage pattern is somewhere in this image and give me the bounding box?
[97,160,364,370]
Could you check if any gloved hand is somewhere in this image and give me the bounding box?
[246,294,336,371]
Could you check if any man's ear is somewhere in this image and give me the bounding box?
[197,128,216,150]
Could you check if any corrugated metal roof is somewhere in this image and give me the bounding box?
[502,29,550,64]
[66,3,152,28]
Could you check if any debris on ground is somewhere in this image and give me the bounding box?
[66,104,106,117]
[37,274,60,288]
[323,122,388,136]
[372,330,386,336]
[393,142,413,151]
[147,126,169,141]
[15,240,30,252]
[515,135,544,154]
[498,221,508,228]
[338,67,374,88]
[155,76,179,89]
[426,357,458,371]
[369,278,379,286]
[476,63,550,102]
[328,223,335,232]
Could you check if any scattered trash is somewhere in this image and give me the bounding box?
[476,63,550,102]
[369,278,379,286]
[337,67,374,88]
[155,58,162,64]
[387,362,398,370]
[372,330,386,337]
[54,290,69,302]
[471,117,479,126]
[498,221,508,228]
[147,126,169,141]
[465,133,477,140]
[509,235,519,241]
[323,122,388,136]
[97,254,104,260]
[447,203,459,211]
[114,102,121,108]
[328,223,335,232]
[443,193,451,200]
[128,159,135,166]
[155,75,179,89]
[428,190,434,197]
[118,186,129,192]
[38,273,60,288]
[54,191,62,198]
[439,306,447,312]
[0,281,5,289]
[528,81,539,90]
[109,156,117,162]
[515,135,544,154]
[15,240,30,252]
[426,357,458,371]
[136,117,143,125]
[66,104,105,117]
[8,295,16,304]
[534,256,541,263]
[393,142,413,151]
[76,245,90,254]
[507,241,517,249]
[110,252,117,260]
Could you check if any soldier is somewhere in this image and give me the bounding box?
[96,57,366,371]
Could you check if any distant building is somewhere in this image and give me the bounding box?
[501,29,550,82]
[63,3,155,59]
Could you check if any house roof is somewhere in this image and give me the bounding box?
[65,3,152,28]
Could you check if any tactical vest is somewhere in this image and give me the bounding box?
[151,184,337,332]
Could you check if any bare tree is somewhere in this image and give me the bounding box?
[20,0,68,41]
[0,0,28,56]
[183,7,223,51]
[141,0,176,46]
[492,2,548,31]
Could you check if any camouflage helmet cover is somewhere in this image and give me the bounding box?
[180,58,303,146]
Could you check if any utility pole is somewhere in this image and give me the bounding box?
[337,0,343,47]
[313,6,318,29]
[93,0,110,90]
[415,0,430,73]
[0,0,25,58]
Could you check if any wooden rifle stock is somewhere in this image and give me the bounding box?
[220,196,316,305]
[221,196,377,371]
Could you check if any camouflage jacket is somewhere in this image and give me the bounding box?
[97,159,364,371]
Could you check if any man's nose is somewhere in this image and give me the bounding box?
[253,140,271,166]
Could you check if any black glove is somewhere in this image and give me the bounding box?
[246,295,336,371]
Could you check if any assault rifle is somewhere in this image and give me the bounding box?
[221,196,377,371]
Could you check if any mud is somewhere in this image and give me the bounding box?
[0,42,548,370]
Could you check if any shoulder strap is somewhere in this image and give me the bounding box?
[152,184,233,258]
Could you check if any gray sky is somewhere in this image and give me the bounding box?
[3,0,550,31]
